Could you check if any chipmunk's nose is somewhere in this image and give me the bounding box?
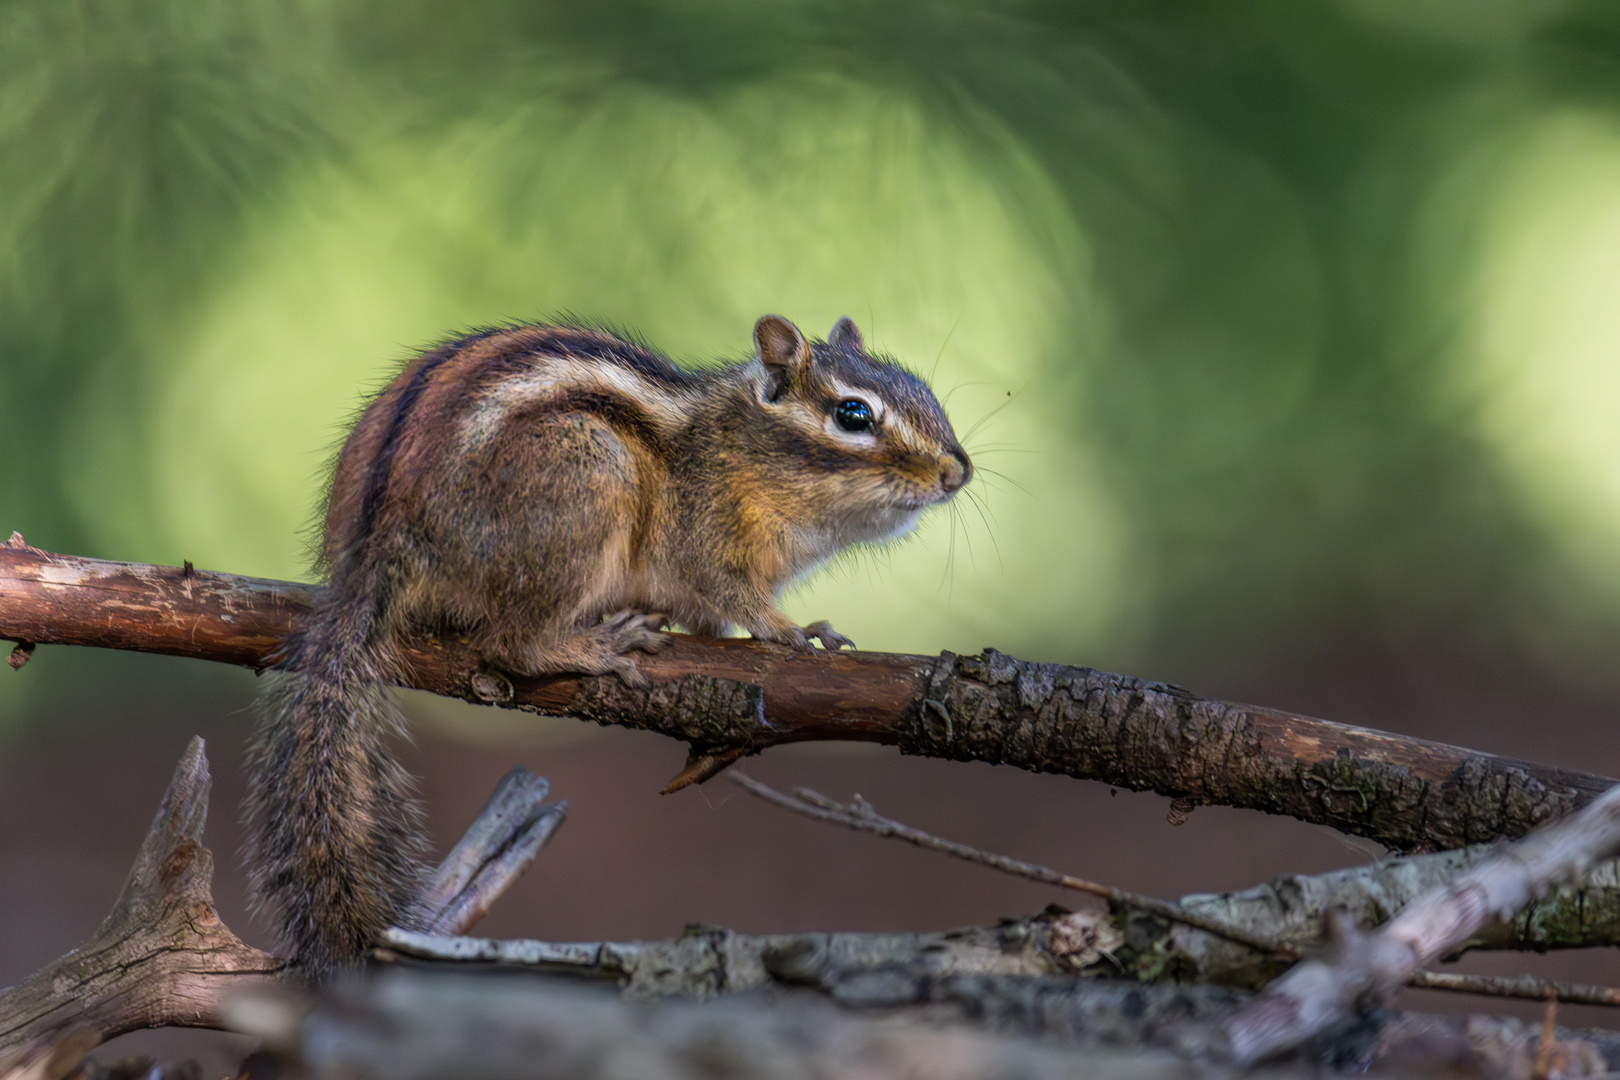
[940,447,972,494]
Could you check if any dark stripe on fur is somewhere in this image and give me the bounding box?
[770,424,857,472]
[520,389,673,458]
[356,332,493,557]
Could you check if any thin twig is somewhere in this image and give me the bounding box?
[1409,971,1620,1007]
[729,772,1292,958]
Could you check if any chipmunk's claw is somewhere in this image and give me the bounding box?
[803,620,855,651]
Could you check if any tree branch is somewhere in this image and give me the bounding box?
[3,728,1616,1077]
[1225,779,1620,1065]
[729,773,1288,957]
[417,768,566,936]
[2,542,1608,853]
[1167,846,1620,985]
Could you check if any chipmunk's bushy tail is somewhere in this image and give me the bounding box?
[244,592,426,979]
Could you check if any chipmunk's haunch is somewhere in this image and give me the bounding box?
[246,314,971,977]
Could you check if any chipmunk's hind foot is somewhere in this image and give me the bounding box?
[506,610,670,688]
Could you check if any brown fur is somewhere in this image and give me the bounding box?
[245,315,971,978]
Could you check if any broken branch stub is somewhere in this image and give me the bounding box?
[417,767,567,936]
[0,740,570,1063]
[0,738,283,1059]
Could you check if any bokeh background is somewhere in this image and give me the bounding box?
[4,0,1620,1058]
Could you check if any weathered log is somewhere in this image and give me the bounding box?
[0,540,1611,851]
[224,966,1620,1079]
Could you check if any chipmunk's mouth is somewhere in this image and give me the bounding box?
[899,450,971,508]
[907,477,968,509]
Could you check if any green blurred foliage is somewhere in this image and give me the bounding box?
[7,0,1620,726]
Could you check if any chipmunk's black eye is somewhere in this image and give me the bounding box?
[834,398,875,433]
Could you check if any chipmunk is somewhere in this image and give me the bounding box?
[245,313,971,978]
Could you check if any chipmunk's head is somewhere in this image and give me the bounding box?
[748,313,971,549]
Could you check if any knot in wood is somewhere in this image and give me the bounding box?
[571,673,768,748]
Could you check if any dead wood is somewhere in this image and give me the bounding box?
[226,964,1620,1079]
[1169,846,1620,986]
[1,541,1610,853]
[383,874,1620,1012]
[1225,779,1620,1065]
[1,734,1616,1078]
[0,738,281,1061]
[729,774,1620,998]
[229,969,1215,1080]
[417,767,566,935]
[730,773,1288,956]
[0,743,563,1066]
[379,905,1127,999]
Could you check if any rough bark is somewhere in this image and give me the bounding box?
[2,735,1615,1078]
[2,541,1610,853]
[382,900,1620,1011]
[235,970,1213,1080]
[728,775,1620,990]
[379,906,1125,1000]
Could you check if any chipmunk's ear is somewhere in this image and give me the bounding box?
[829,316,863,353]
[754,314,809,402]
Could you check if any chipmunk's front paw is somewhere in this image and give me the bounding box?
[749,614,853,652]
[802,620,855,651]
